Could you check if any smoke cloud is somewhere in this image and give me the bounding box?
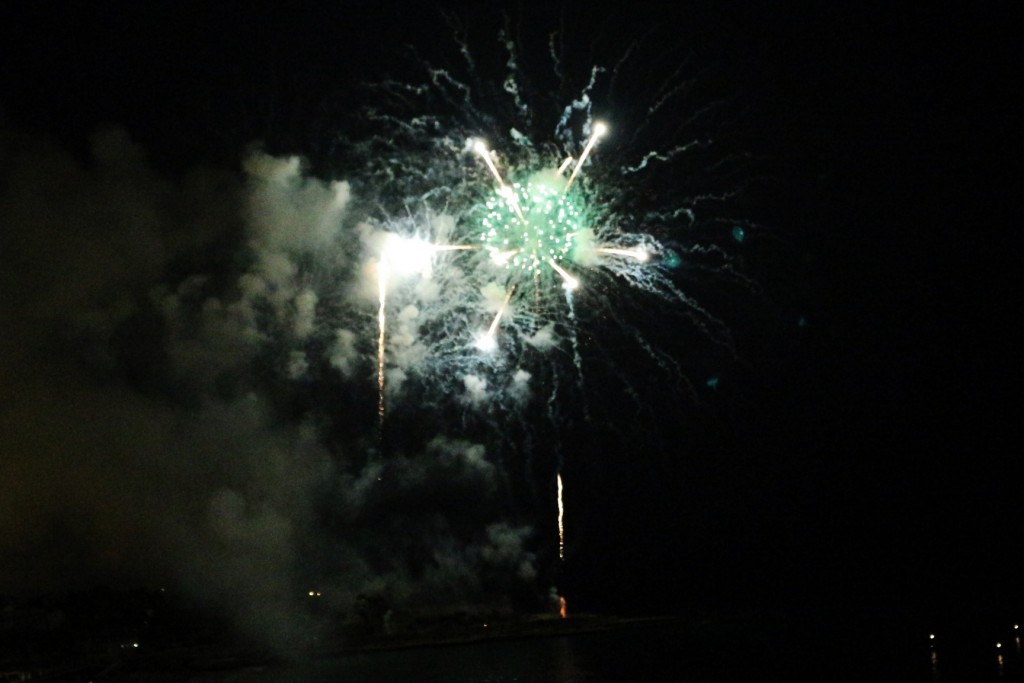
[0,123,537,646]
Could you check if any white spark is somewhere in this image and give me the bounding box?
[475,140,526,223]
[596,246,650,262]
[548,259,580,290]
[474,333,498,352]
[476,286,515,352]
[488,248,521,266]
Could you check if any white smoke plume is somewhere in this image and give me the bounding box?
[0,123,538,647]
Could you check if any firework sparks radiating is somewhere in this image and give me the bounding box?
[336,28,748,600]
[347,22,742,421]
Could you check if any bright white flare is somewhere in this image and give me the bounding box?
[474,334,498,352]
[382,234,476,279]
[383,234,433,276]
[383,235,472,283]
[376,235,475,423]
[563,121,608,193]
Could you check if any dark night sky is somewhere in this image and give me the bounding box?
[1,0,1019,629]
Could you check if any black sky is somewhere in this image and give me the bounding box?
[1,1,1020,624]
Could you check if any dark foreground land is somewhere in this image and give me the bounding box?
[3,589,1023,681]
[0,588,678,681]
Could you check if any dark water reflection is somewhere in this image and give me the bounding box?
[197,618,1024,683]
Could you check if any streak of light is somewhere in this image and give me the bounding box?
[596,246,650,262]
[548,259,580,290]
[476,286,515,352]
[489,248,522,266]
[433,244,477,252]
[557,156,574,175]
[474,139,503,185]
[377,259,388,428]
[557,472,565,560]
[563,121,607,193]
[474,140,526,223]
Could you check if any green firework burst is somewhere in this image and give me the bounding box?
[479,177,584,276]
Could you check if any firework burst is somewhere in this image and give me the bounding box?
[325,22,756,578]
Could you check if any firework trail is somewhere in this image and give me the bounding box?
[377,256,388,431]
[557,472,565,560]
